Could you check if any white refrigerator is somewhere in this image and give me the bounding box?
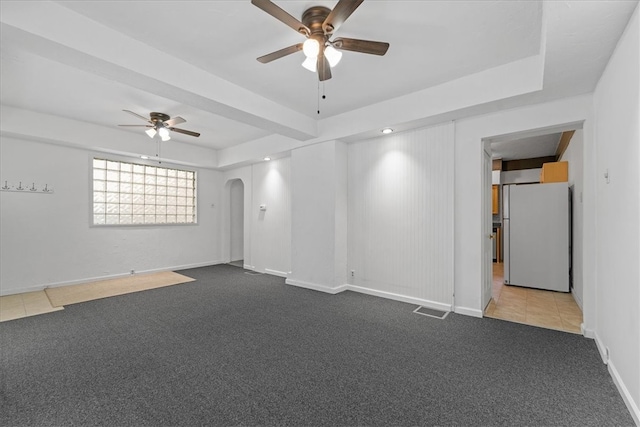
[503,182,570,292]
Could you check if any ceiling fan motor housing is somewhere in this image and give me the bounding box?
[303,6,331,39]
[149,112,170,124]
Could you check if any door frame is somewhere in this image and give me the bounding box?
[481,142,493,312]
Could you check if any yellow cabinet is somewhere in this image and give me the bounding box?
[540,161,568,183]
[492,185,499,214]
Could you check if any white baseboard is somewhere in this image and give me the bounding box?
[572,291,584,311]
[456,306,484,318]
[608,359,640,426]
[0,260,223,296]
[592,332,640,425]
[594,331,608,364]
[265,268,288,278]
[345,284,452,312]
[286,280,453,311]
[581,323,595,339]
[243,264,254,270]
[0,283,47,296]
[285,278,347,294]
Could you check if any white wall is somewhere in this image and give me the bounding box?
[221,159,292,276]
[454,95,592,317]
[229,179,244,261]
[250,158,292,276]
[0,136,222,295]
[347,123,455,310]
[560,129,584,308]
[592,5,639,421]
[288,140,348,292]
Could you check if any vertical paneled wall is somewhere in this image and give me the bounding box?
[251,158,292,276]
[348,122,455,306]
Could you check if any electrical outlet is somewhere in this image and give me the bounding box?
[351,270,355,277]
[130,269,135,275]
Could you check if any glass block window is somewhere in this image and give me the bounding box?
[92,158,196,225]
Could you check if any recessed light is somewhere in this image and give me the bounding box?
[140,155,150,160]
[381,128,394,134]
[263,157,271,161]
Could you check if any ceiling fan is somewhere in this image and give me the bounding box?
[252,0,389,81]
[118,110,201,141]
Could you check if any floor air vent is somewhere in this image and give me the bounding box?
[413,306,449,320]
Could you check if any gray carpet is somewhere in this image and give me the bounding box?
[0,264,633,426]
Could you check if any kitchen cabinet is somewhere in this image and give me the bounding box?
[492,185,499,214]
[540,161,568,183]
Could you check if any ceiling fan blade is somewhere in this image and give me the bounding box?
[169,127,200,138]
[323,0,364,34]
[122,109,151,123]
[257,43,303,64]
[317,54,332,82]
[164,116,186,127]
[332,37,390,56]
[251,0,310,35]
[118,124,153,128]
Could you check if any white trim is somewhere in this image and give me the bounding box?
[572,291,584,311]
[243,263,254,270]
[455,306,484,318]
[594,331,608,364]
[346,285,452,312]
[286,280,454,311]
[608,359,640,426]
[0,260,223,296]
[265,268,288,278]
[285,279,348,295]
[0,283,47,296]
[581,323,595,339]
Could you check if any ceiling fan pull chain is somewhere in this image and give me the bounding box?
[317,80,321,115]
[156,138,162,164]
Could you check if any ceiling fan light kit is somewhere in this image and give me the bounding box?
[158,126,171,141]
[252,0,389,81]
[324,45,343,67]
[302,56,317,72]
[303,38,320,58]
[118,110,201,140]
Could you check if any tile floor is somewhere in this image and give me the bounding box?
[485,263,583,334]
[0,291,63,322]
[1,272,193,323]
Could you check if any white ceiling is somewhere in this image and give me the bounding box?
[0,0,637,167]
[56,0,542,118]
[491,133,562,161]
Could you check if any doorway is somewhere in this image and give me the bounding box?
[482,127,584,334]
[229,179,244,268]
